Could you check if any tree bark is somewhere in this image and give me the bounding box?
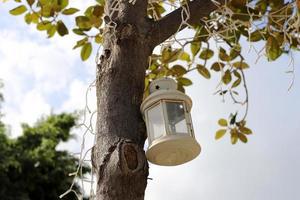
[93,0,152,199]
[149,0,225,47]
[92,0,224,199]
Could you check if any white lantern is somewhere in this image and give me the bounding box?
[141,77,201,166]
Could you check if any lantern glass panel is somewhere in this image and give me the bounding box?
[165,101,188,134]
[147,103,166,141]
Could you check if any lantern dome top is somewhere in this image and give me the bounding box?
[149,77,177,94]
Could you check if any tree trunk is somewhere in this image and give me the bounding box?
[92,0,224,199]
[92,0,152,199]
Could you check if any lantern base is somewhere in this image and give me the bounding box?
[146,134,201,166]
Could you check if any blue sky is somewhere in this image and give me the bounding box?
[1,1,300,200]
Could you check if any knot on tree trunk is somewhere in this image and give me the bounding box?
[116,23,138,42]
[119,140,147,174]
[123,143,138,170]
[94,138,148,200]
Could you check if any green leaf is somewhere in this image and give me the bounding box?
[56,20,68,36]
[92,5,104,17]
[232,70,241,88]
[211,62,225,72]
[219,47,230,61]
[197,64,211,79]
[37,21,52,31]
[229,45,241,60]
[73,37,88,49]
[26,0,35,6]
[58,0,69,9]
[76,16,92,29]
[190,41,201,57]
[238,133,248,143]
[95,35,102,44]
[266,36,282,61]
[215,129,227,140]
[171,65,187,77]
[232,61,249,69]
[239,127,252,135]
[81,42,92,61]
[232,78,241,88]
[230,129,238,144]
[24,12,32,24]
[249,30,263,42]
[177,77,192,86]
[9,5,27,15]
[222,70,232,85]
[218,119,228,127]
[162,48,181,63]
[72,28,86,36]
[199,48,214,60]
[179,52,191,62]
[62,7,79,15]
[47,25,56,38]
[39,0,48,5]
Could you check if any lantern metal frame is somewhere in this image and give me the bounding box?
[141,78,201,166]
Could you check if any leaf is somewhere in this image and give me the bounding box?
[56,20,68,36]
[76,16,92,29]
[266,36,282,61]
[215,129,227,140]
[58,0,69,9]
[37,21,52,31]
[95,35,102,44]
[31,12,39,23]
[218,119,228,126]
[171,65,187,77]
[9,5,27,15]
[81,42,92,61]
[92,5,104,17]
[230,129,238,144]
[190,41,201,57]
[232,61,249,69]
[248,30,263,42]
[219,47,230,61]
[73,28,86,36]
[197,64,211,79]
[232,70,241,88]
[24,13,32,24]
[162,48,181,63]
[177,77,192,86]
[62,8,79,15]
[199,48,214,60]
[26,0,35,6]
[211,62,225,72]
[232,78,241,88]
[229,45,241,60]
[222,70,232,85]
[238,133,248,143]
[73,37,88,49]
[47,25,56,38]
[179,52,191,62]
[239,127,252,135]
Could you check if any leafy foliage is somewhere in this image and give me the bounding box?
[4,0,300,143]
[0,113,89,200]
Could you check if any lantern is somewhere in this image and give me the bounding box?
[141,77,201,166]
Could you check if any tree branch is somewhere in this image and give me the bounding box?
[149,0,225,47]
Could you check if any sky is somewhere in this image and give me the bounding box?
[1,1,300,200]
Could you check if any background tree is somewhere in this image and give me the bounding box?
[0,111,89,200]
[2,0,300,199]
